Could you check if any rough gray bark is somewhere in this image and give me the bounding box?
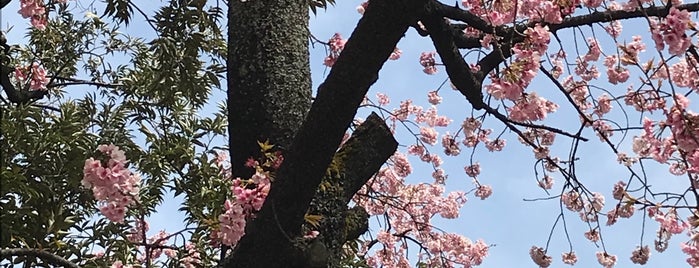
[227,0,311,180]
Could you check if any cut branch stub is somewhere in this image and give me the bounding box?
[306,112,396,266]
[338,112,398,203]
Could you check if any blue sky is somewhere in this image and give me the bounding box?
[3,0,692,267]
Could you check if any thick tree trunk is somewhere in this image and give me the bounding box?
[225,0,310,264]
[227,0,311,179]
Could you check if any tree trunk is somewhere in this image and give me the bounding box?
[227,0,311,180]
[225,0,311,266]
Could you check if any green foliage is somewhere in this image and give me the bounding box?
[309,0,337,14]
[1,102,98,249]
[2,0,228,266]
[103,0,133,25]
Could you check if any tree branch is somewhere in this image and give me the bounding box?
[422,1,486,110]
[0,248,79,268]
[433,1,493,34]
[550,3,699,32]
[49,76,123,89]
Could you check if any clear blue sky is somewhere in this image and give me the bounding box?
[2,0,691,267]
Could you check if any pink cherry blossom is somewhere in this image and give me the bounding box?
[612,181,626,200]
[146,230,169,259]
[407,144,425,156]
[590,192,605,212]
[303,230,320,239]
[530,246,552,267]
[575,59,600,81]
[13,62,50,90]
[584,38,602,62]
[432,168,446,184]
[391,152,412,177]
[18,0,45,19]
[419,127,438,145]
[538,175,554,190]
[441,133,461,156]
[461,117,481,133]
[681,242,699,267]
[419,52,438,75]
[388,47,402,60]
[83,144,140,223]
[604,55,629,84]
[110,261,133,268]
[605,21,622,38]
[474,185,492,200]
[127,219,149,243]
[218,199,247,246]
[376,93,390,106]
[653,7,693,55]
[427,90,442,105]
[323,33,346,67]
[596,251,617,268]
[507,92,559,122]
[464,163,480,178]
[621,35,646,65]
[630,246,650,265]
[562,190,583,212]
[533,146,550,160]
[594,94,613,116]
[486,78,523,101]
[654,209,689,234]
[606,208,619,226]
[562,251,578,265]
[586,229,600,242]
[485,139,506,151]
[582,0,603,8]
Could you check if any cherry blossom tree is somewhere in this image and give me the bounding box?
[1,0,698,267]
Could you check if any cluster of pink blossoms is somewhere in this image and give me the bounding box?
[484,25,559,123]
[633,100,699,175]
[461,0,580,27]
[19,0,68,30]
[652,57,699,92]
[83,144,140,223]
[529,246,553,267]
[216,170,270,247]
[13,62,50,91]
[419,52,438,74]
[351,143,488,267]
[323,33,346,67]
[651,7,694,55]
[681,240,699,267]
[596,251,618,268]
